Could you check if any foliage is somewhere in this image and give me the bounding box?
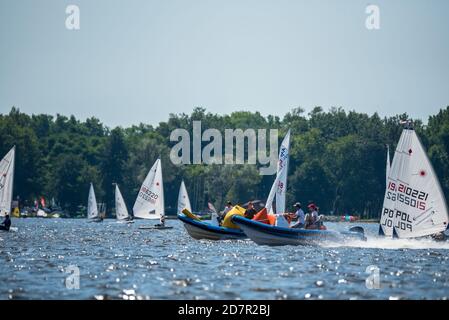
[1,106,449,218]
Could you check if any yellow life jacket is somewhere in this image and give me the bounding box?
[182,208,201,221]
[221,205,246,229]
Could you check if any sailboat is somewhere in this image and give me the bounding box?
[265,130,291,227]
[134,159,171,230]
[0,146,17,232]
[232,131,366,245]
[379,123,449,239]
[115,184,133,223]
[177,175,246,240]
[87,183,102,222]
[177,180,192,215]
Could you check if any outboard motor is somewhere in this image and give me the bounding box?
[341,226,367,241]
[349,226,365,234]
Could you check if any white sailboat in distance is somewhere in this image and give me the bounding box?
[379,123,449,239]
[115,184,132,223]
[134,159,171,229]
[87,183,102,222]
[177,180,192,215]
[0,146,15,218]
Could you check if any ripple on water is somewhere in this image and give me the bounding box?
[1,219,449,299]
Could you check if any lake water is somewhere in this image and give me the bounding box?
[1,218,449,300]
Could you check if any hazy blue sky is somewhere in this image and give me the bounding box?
[1,0,448,127]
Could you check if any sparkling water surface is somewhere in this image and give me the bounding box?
[1,218,449,300]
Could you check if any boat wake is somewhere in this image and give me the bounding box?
[322,236,449,250]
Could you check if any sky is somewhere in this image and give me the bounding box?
[0,0,448,127]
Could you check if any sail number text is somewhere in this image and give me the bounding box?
[386,182,428,210]
[139,186,158,204]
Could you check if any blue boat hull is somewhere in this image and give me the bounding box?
[178,214,246,240]
[232,215,366,246]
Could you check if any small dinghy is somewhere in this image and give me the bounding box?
[232,215,365,246]
[138,226,173,230]
[0,147,17,232]
[178,181,245,240]
[177,180,245,240]
[379,123,449,239]
[133,158,170,229]
[236,130,366,246]
[87,183,103,222]
[114,184,134,224]
[178,208,246,240]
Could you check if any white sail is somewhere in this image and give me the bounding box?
[87,183,99,219]
[265,130,291,214]
[207,202,219,226]
[380,128,449,238]
[265,174,278,214]
[0,146,15,216]
[133,159,165,220]
[386,145,391,188]
[177,180,192,214]
[115,184,129,220]
[380,131,407,236]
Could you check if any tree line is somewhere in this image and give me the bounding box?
[1,106,448,218]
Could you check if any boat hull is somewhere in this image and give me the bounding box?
[178,214,246,240]
[232,215,366,246]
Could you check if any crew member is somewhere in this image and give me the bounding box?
[244,201,257,219]
[290,202,305,229]
[0,213,11,231]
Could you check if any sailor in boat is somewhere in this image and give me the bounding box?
[155,215,166,228]
[289,202,305,229]
[244,201,257,220]
[219,201,233,224]
[0,213,11,231]
[304,203,325,230]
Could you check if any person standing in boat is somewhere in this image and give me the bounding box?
[0,213,11,231]
[244,201,257,219]
[290,202,305,228]
[155,215,166,227]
